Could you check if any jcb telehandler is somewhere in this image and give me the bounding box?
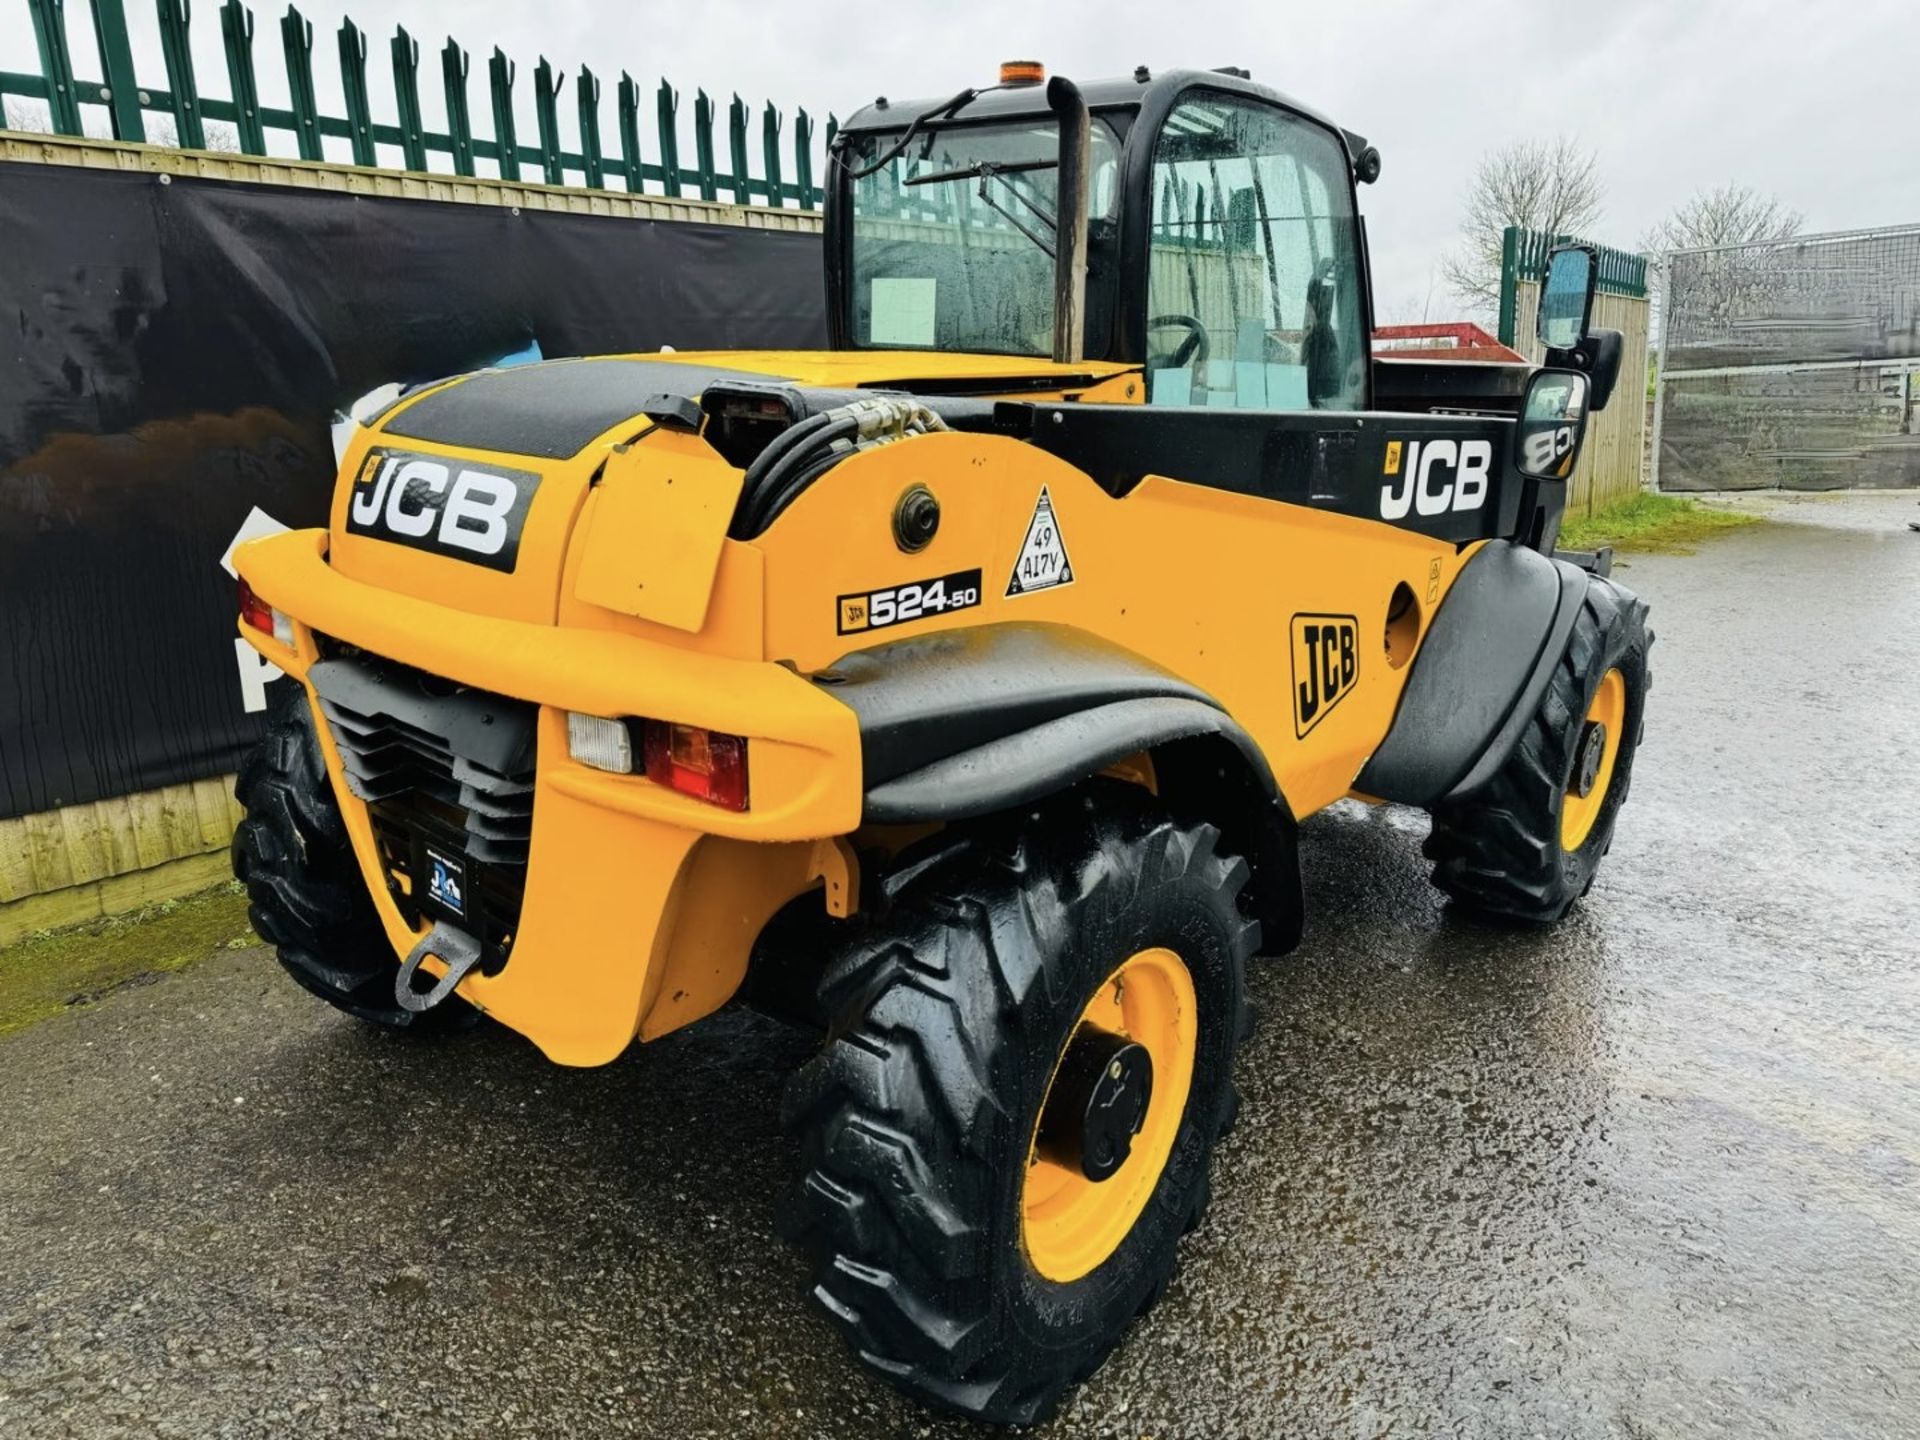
[232,61,1649,1424]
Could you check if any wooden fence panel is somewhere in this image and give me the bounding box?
[0,777,244,943]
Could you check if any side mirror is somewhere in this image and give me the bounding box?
[1516,368,1591,481]
[1578,326,1624,412]
[1537,244,1597,352]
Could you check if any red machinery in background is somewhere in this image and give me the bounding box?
[1373,322,1526,363]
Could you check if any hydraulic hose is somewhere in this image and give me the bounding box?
[741,410,839,497]
[735,396,950,537]
[743,416,863,535]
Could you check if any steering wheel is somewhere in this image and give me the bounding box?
[1146,314,1210,371]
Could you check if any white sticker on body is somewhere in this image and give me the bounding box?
[1006,485,1075,597]
[869,277,938,347]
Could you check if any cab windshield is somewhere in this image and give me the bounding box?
[845,118,1120,357]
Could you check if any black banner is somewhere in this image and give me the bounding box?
[0,162,826,819]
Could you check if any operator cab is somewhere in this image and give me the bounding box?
[826,63,1381,410]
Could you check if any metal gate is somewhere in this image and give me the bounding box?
[1651,225,1920,491]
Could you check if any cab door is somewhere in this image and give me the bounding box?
[1141,92,1369,412]
[1126,90,1441,814]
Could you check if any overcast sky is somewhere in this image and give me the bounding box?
[5,0,1916,323]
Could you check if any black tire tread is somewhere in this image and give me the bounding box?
[784,795,1258,1424]
[1424,576,1652,923]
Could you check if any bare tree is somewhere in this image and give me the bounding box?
[7,96,109,139]
[1440,136,1605,314]
[1647,185,1805,358]
[1644,183,1801,253]
[1374,263,1445,329]
[145,114,244,153]
[2,99,239,152]
[4,97,48,133]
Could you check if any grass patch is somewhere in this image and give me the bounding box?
[0,883,255,1036]
[1558,492,1762,555]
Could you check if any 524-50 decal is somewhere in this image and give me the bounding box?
[838,568,983,635]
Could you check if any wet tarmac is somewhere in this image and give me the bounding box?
[3,492,1917,1438]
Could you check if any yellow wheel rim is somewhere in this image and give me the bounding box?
[1560,667,1627,852]
[1021,947,1197,1284]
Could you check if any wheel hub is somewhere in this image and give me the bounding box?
[1022,946,1195,1283]
[1574,720,1609,798]
[1035,1027,1155,1182]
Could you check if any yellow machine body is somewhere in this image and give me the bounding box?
[236,349,1476,1065]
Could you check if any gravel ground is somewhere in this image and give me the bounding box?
[2,491,1917,1439]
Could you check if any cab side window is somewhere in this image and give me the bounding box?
[1146,96,1366,411]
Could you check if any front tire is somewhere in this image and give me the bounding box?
[233,685,474,1034]
[783,792,1259,1425]
[1424,574,1652,923]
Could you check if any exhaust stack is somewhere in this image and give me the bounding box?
[1047,76,1090,366]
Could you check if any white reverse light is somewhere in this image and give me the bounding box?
[566,712,634,774]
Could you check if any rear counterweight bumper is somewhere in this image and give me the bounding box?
[233,528,862,1063]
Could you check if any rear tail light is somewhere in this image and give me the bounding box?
[565,713,751,812]
[237,577,295,647]
[238,577,272,634]
[566,712,635,773]
[644,720,749,811]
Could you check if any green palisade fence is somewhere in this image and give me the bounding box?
[1498,224,1649,347]
[2,0,833,208]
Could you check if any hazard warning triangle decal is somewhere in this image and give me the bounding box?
[1005,485,1074,596]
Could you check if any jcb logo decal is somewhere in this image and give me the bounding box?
[345,447,540,574]
[1380,438,1493,521]
[1292,613,1358,737]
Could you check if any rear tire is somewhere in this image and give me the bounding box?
[233,684,474,1035]
[1424,574,1651,923]
[783,791,1259,1424]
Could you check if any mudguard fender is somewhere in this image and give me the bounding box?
[814,621,1217,808]
[1355,541,1589,807]
[815,622,1302,949]
[860,696,1270,824]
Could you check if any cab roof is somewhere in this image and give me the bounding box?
[835,66,1371,171]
